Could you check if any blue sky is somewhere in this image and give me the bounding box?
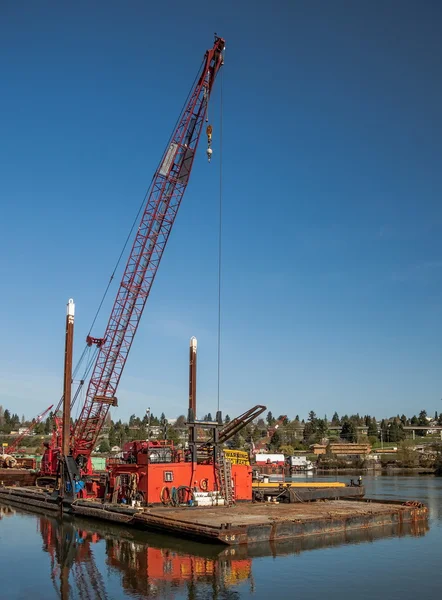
[1,1,442,422]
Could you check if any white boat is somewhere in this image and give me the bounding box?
[287,455,315,472]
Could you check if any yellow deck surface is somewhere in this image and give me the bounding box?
[252,481,347,488]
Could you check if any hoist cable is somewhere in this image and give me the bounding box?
[216,65,224,413]
[87,57,205,338]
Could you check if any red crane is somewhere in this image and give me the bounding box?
[70,36,225,471]
[4,404,53,456]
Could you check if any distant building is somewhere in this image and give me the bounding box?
[148,426,162,438]
[311,443,372,456]
[18,427,33,436]
[255,453,285,466]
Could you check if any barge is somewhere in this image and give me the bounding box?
[0,485,428,546]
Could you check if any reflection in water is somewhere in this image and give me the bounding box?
[0,505,16,519]
[31,507,428,600]
[38,512,253,599]
[39,516,108,599]
[106,538,252,598]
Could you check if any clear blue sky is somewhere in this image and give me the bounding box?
[1,1,442,422]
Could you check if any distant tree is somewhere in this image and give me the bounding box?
[331,412,340,425]
[279,444,294,456]
[418,410,427,423]
[397,440,419,467]
[410,415,418,425]
[98,439,110,453]
[44,416,52,435]
[349,413,364,426]
[108,425,117,447]
[160,412,167,423]
[224,414,231,424]
[268,429,281,451]
[34,421,45,435]
[207,413,213,422]
[316,418,328,436]
[167,426,180,445]
[256,418,266,429]
[175,415,186,428]
[303,421,316,444]
[231,432,244,450]
[294,415,300,422]
[435,411,438,422]
[4,409,11,425]
[251,426,262,442]
[400,414,407,426]
[277,415,289,425]
[378,419,386,441]
[417,410,428,437]
[283,420,303,446]
[21,414,25,424]
[367,417,378,438]
[388,421,405,443]
[340,420,357,443]
[266,411,275,426]
[303,417,327,445]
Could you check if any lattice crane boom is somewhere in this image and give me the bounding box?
[4,404,53,455]
[73,37,225,462]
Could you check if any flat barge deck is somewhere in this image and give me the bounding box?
[0,486,428,546]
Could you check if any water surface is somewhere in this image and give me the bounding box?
[0,475,441,599]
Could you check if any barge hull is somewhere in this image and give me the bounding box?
[0,487,428,546]
[0,468,37,487]
[129,499,427,545]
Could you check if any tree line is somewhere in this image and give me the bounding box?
[1,402,440,454]
[262,409,439,455]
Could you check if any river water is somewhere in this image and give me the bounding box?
[0,475,441,600]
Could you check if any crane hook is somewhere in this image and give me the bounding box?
[206,125,213,163]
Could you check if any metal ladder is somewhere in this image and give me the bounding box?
[218,454,234,506]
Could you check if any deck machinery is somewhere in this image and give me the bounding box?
[104,404,266,505]
[38,35,267,506]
